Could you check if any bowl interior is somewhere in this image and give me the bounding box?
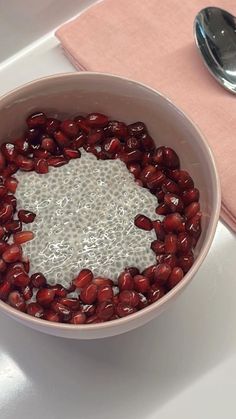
[0,73,219,338]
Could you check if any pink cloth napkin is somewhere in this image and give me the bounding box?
[56,0,236,232]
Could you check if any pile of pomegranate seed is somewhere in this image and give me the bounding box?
[0,112,201,325]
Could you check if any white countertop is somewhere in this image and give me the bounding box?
[0,3,235,418]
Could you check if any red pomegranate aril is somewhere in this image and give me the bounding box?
[0,151,6,171]
[164,233,177,254]
[163,147,180,169]
[151,240,165,254]
[18,210,36,224]
[33,149,50,159]
[134,214,153,231]
[155,189,165,202]
[184,202,200,219]
[96,301,114,321]
[31,272,47,288]
[167,267,184,289]
[119,149,143,164]
[153,147,164,165]
[152,220,165,240]
[57,297,80,311]
[13,230,34,245]
[44,309,60,322]
[85,314,101,324]
[72,133,86,149]
[140,133,155,151]
[1,143,18,162]
[12,270,30,287]
[0,226,4,239]
[0,185,7,199]
[4,177,18,194]
[178,253,194,273]
[73,269,93,288]
[27,302,44,318]
[165,169,181,182]
[140,164,156,183]
[46,118,61,135]
[2,244,22,263]
[182,188,200,206]
[155,203,169,215]
[92,277,113,287]
[85,113,108,128]
[0,280,11,300]
[138,293,148,309]
[48,156,68,167]
[164,193,184,213]
[87,130,103,146]
[125,136,141,151]
[142,265,158,283]
[103,137,122,154]
[61,119,79,138]
[125,266,140,276]
[27,112,46,128]
[0,240,9,255]
[63,148,81,159]
[0,259,7,272]
[128,121,147,138]
[22,285,33,301]
[70,311,86,324]
[16,155,34,171]
[50,301,71,320]
[133,275,150,293]
[146,170,166,189]
[154,263,171,284]
[97,285,113,303]
[177,232,193,255]
[3,195,17,211]
[157,253,178,269]
[41,137,56,153]
[25,128,41,146]
[23,258,30,273]
[49,284,67,298]
[80,283,98,304]
[147,284,165,304]
[74,115,85,123]
[8,291,26,311]
[177,170,194,190]
[116,302,137,317]
[163,213,185,233]
[3,163,20,178]
[119,290,139,307]
[106,120,128,138]
[0,203,13,223]
[34,158,49,174]
[141,151,154,167]
[53,130,70,148]
[186,213,202,238]
[162,178,180,195]
[127,162,141,178]
[36,288,55,307]
[118,271,134,291]
[82,304,96,317]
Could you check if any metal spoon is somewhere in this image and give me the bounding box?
[194,6,236,93]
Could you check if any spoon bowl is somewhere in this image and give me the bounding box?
[194,6,236,93]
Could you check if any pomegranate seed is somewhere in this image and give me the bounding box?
[164,233,177,254]
[22,285,33,301]
[127,162,141,178]
[154,263,171,284]
[4,177,18,194]
[163,147,180,169]
[0,151,6,171]
[103,137,122,154]
[31,272,47,288]
[70,311,86,324]
[96,301,114,321]
[140,133,155,151]
[119,150,143,163]
[141,151,154,167]
[0,280,11,300]
[53,130,70,148]
[186,213,202,238]
[1,143,18,162]
[50,301,71,321]
[146,170,166,189]
[18,210,36,224]
[97,285,113,303]
[3,194,17,211]
[34,158,49,174]
[63,148,81,159]
[0,240,9,254]
[125,267,140,276]
[106,120,128,138]
[0,203,13,223]
[0,227,4,239]
[164,193,184,213]
[166,169,181,182]
[167,267,184,289]
[85,113,108,128]
[158,253,178,269]
[43,309,60,322]
[85,314,101,324]
[60,120,79,138]
[41,137,56,153]
[142,265,158,283]
[177,170,194,190]
[118,271,134,291]
[72,134,86,149]
[116,303,137,317]
[177,232,193,255]
[2,244,22,263]
[128,121,147,138]
[11,270,30,287]
[27,112,46,128]
[82,304,96,317]
[162,178,180,195]
[134,214,153,231]
[8,291,26,311]
[49,284,67,298]
[48,156,68,167]
[33,149,50,159]
[3,220,22,233]
[73,269,93,288]
[178,253,194,273]
[155,189,165,202]
[163,213,185,233]
[138,293,148,309]
[152,220,165,240]
[58,297,80,311]
[27,302,44,318]
[92,277,113,287]
[182,188,200,206]
[147,284,165,303]
[23,258,30,273]
[153,147,164,165]
[155,203,169,215]
[0,259,7,272]
[36,288,55,306]
[25,128,41,146]
[119,290,139,307]
[16,155,34,171]
[80,283,98,304]
[140,165,156,183]
[87,130,103,146]
[133,275,150,293]
[151,240,165,254]
[125,136,141,151]
[0,185,7,199]
[184,202,200,219]
[46,118,61,135]
[13,231,34,245]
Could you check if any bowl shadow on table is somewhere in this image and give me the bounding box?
[0,225,235,419]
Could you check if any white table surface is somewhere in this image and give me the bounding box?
[0,3,235,418]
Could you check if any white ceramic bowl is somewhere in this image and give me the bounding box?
[0,73,220,339]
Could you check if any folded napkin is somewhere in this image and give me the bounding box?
[56,0,236,232]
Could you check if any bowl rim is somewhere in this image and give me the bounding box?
[0,71,221,332]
